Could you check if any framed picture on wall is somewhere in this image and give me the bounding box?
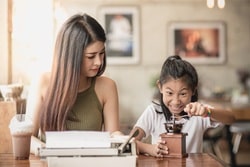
[168,21,226,64]
[98,6,140,65]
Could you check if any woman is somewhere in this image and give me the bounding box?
[26,13,122,154]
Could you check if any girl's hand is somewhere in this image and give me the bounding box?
[150,140,169,158]
[184,102,209,117]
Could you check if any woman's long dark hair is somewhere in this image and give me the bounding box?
[157,55,198,121]
[40,13,106,132]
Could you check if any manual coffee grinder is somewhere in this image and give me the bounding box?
[160,117,188,158]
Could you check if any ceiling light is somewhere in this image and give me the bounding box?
[207,0,225,9]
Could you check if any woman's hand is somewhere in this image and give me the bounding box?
[184,102,209,117]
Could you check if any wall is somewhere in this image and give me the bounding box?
[11,0,54,85]
[0,0,9,83]
[0,0,250,130]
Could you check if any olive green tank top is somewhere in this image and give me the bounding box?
[65,78,103,130]
[39,78,103,142]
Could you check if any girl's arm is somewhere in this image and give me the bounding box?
[130,127,168,157]
[206,106,235,125]
[184,102,235,125]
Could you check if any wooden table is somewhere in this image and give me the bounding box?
[0,153,228,167]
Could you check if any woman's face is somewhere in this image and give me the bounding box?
[158,77,193,115]
[81,41,105,77]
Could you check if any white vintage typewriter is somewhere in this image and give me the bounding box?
[39,130,138,167]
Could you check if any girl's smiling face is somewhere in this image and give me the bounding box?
[158,77,193,115]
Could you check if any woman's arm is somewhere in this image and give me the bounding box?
[26,73,47,154]
[96,76,121,134]
[26,75,41,137]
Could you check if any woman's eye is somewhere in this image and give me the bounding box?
[99,52,105,56]
[87,55,95,59]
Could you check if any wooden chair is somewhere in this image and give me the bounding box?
[230,122,250,154]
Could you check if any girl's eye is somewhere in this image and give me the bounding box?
[180,92,187,96]
[165,91,172,96]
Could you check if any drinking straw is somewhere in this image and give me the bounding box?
[20,101,23,121]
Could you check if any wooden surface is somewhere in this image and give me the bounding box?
[0,153,47,167]
[0,153,228,167]
[137,154,227,167]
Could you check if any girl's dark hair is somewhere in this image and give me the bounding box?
[157,55,199,121]
[40,13,106,132]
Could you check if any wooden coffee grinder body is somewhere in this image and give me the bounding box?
[160,133,188,158]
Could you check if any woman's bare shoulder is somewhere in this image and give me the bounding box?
[96,76,117,88]
[95,76,118,103]
[95,76,118,97]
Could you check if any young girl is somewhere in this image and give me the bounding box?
[26,13,122,154]
[131,55,235,157]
